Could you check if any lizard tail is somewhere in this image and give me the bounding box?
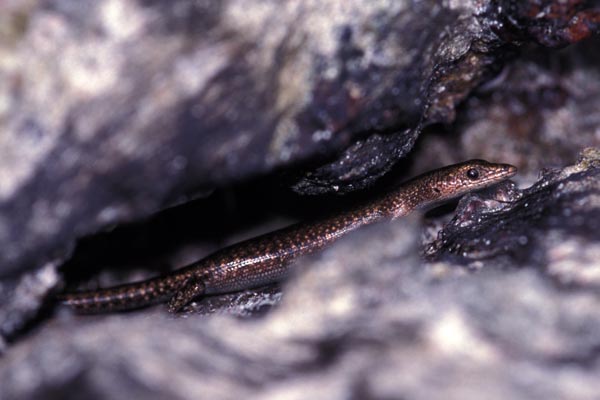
[57,275,185,314]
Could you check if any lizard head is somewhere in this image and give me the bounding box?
[425,159,517,204]
[371,159,517,219]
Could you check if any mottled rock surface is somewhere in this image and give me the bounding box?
[1,149,600,400]
[1,0,598,280]
[1,0,600,399]
[0,0,494,278]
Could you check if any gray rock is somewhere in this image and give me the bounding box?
[1,149,600,399]
[1,1,600,398]
[0,0,488,279]
[2,0,597,283]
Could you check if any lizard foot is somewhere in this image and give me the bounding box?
[167,278,206,313]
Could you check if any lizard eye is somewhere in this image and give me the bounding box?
[466,168,480,180]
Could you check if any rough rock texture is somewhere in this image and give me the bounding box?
[1,0,598,281]
[0,0,487,278]
[1,0,600,398]
[428,148,600,269]
[1,150,600,400]
[411,34,600,184]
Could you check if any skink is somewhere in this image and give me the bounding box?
[58,159,517,313]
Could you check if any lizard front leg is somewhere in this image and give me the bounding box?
[167,276,206,313]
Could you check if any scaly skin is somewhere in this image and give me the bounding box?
[58,160,517,313]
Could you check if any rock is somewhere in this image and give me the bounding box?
[1,0,597,282]
[1,149,600,398]
[1,0,600,398]
[428,147,600,271]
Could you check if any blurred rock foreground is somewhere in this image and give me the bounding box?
[1,1,600,399]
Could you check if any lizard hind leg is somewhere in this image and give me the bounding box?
[167,277,206,313]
